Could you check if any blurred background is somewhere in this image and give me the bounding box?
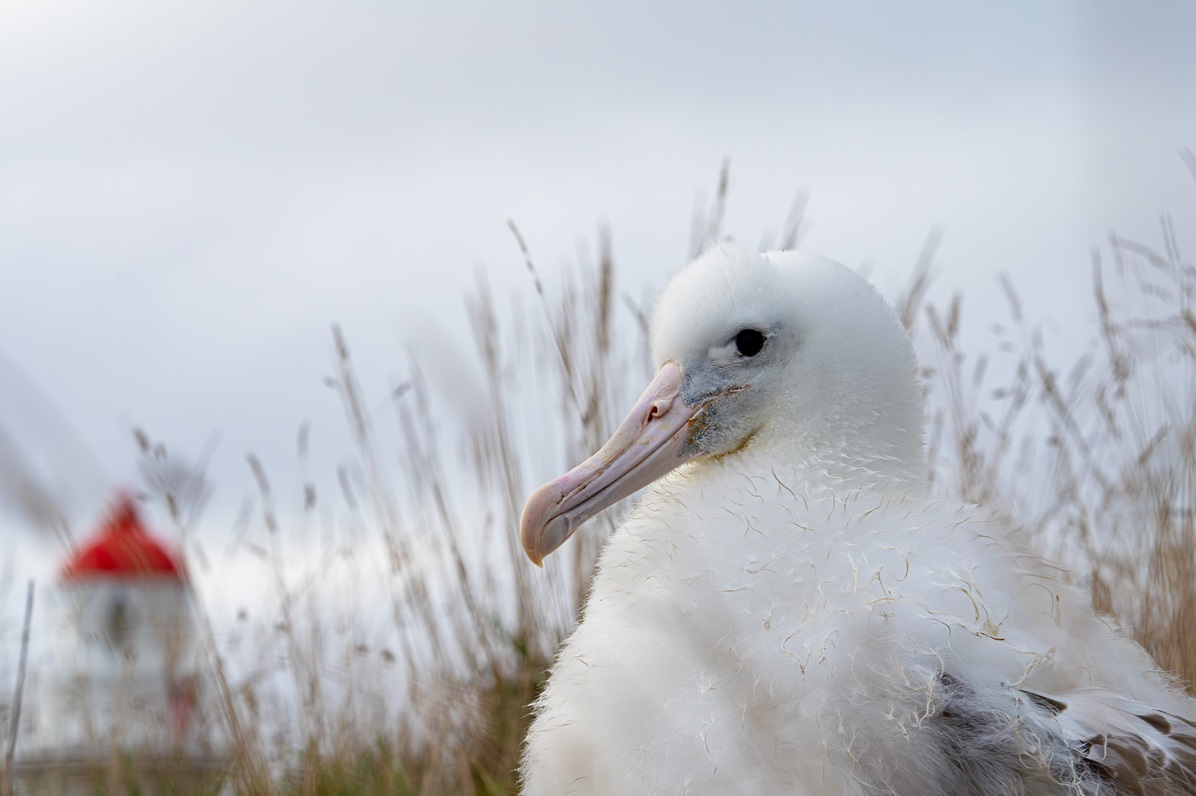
[1,2,1194,793]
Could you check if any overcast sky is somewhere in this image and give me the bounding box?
[1,2,1194,567]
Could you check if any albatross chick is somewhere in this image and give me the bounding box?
[519,243,1196,795]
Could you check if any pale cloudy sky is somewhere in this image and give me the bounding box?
[1,1,1194,564]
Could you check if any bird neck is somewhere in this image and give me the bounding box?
[712,415,928,497]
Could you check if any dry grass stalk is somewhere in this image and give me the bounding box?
[77,165,1191,792]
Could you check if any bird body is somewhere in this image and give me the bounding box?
[519,245,1196,794]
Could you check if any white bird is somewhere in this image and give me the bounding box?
[518,244,1196,795]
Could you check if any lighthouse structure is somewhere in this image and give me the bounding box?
[48,493,205,750]
[14,493,227,792]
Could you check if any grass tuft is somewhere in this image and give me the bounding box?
[49,165,1193,793]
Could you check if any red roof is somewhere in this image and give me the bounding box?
[61,494,186,581]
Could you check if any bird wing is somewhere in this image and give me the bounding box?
[1022,686,1196,794]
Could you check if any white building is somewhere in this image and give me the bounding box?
[12,494,226,793]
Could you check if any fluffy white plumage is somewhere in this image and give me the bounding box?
[519,244,1196,795]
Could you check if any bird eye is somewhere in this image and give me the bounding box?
[734,329,766,357]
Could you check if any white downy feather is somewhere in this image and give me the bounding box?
[520,244,1196,795]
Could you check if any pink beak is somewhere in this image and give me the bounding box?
[520,361,702,566]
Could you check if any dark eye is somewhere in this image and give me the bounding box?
[734,329,766,357]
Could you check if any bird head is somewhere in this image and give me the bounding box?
[520,243,925,566]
